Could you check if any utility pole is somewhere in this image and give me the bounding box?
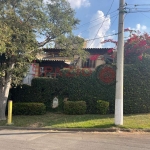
[115,0,125,125]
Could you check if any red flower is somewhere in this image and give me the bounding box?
[124,28,130,32]
[139,40,147,47]
[98,66,116,84]
[138,55,143,61]
[107,48,113,54]
[89,54,100,60]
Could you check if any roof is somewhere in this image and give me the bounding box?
[41,48,111,55]
[38,57,70,62]
[36,48,112,62]
[84,48,111,54]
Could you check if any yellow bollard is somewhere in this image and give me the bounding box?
[7,100,13,125]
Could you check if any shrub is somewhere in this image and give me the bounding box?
[13,103,46,115]
[85,97,97,114]
[9,67,115,114]
[64,101,86,115]
[10,59,150,114]
[96,100,109,114]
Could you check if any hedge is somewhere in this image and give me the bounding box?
[63,101,87,115]
[123,58,150,114]
[9,57,150,114]
[13,103,46,115]
[96,100,109,114]
[10,78,59,111]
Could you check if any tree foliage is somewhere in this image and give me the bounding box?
[124,31,150,63]
[101,29,150,64]
[0,0,84,83]
[56,34,87,60]
[0,0,85,120]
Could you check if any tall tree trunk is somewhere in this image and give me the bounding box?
[0,63,14,120]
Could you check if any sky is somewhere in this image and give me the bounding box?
[67,0,150,48]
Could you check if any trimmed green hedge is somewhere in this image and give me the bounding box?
[123,58,150,114]
[63,101,87,115]
[96,100,109,114]
[10,78,59,111]
[13,103,46,115]
[9,57,150,114]
[58,67,115,114]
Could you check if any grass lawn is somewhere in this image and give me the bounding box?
[1,113,150,129]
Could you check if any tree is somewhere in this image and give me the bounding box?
[124,31,150,63]
[56,34,87,61]
[0,0,85,120]
[101,29,150,64]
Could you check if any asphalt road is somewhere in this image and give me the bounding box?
[0,130,150,150]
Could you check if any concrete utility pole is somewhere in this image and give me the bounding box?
[115,0,125,125]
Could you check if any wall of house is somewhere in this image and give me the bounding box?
[77,56,105,69]
[95,58,105,68]
[38,61,69,78]
[22,63,39,85]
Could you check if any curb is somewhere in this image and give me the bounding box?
[1,126,150,132]
[0,126,118,132]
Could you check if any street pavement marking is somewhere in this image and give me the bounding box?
[28,133,49,141]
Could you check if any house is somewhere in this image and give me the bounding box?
[23,48,114,85]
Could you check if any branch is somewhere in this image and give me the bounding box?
[38,36,54,47]
[38,31,66,47]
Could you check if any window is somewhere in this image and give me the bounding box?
[39,66,60,78]
[82,59,96,68]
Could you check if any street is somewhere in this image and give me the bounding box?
[0,130,150,150]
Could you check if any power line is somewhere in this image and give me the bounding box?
[88,0,115,48]
[77,13,118,34]
[94,14,119,48]
[77,9,118,28]
[71,13,118,50]
[140,12,150,20]
[126,7,150,10]
[126,9,150,13]
[128,7,150,9]
[85,32,119,42]
[125,3,150,13]
[95,13,127,48]
[126,3,150,6]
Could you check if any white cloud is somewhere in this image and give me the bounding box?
[43,0,90,9]
[78,33,83,37]
[136,24,147,31]
[129,23,147,32]
[87,11,111,48]
[142,25,147,30]
[67,0,90,9]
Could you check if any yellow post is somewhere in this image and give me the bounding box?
[7,100,13,125]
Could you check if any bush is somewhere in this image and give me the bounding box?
[9,67,115,114]
[85,97,97,114]
[10,78,60,111]
[64,101,86,115]
[13,103,46,115]
[10,58,150,114]
[96,100,109,114]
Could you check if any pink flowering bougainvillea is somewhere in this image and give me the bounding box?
[124,32,150,63]
[101,29,150,64]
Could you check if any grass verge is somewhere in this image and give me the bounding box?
[1,113,150,129]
